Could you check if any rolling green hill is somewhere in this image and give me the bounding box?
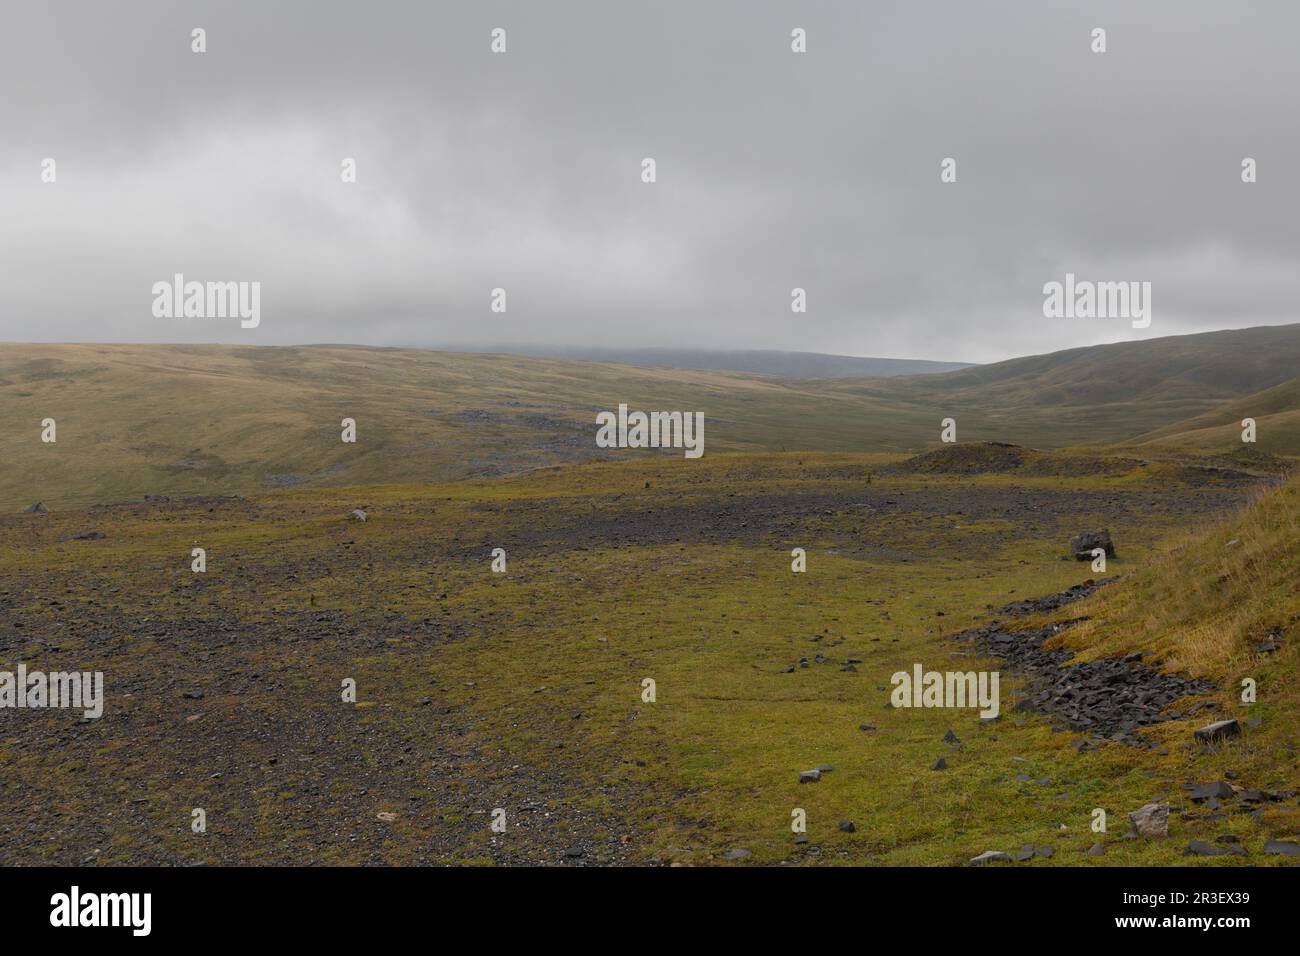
[1128,377,1300,456]
[2,325,1297,509]
[867,324,1300,405]
[829,324,1300,445]
[0,343,928,509]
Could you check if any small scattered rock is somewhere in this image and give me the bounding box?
[1129,802,1169,838]
[1186,780,1234,802]
[1184,840,1245,857]
[1264,839,1300,856]
[970,850,1012,865]
[1194,720,1240,744]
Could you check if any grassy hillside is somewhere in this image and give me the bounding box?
[0,343,915,509]
[829,324,1300,448]
[2,328,1297,509]
[873,324,1300,405]
[1051,476,1300,849]
[1128,377,1300,456]
[1066,476,1297,676]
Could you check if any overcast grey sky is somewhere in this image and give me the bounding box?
[1,1,1296,363]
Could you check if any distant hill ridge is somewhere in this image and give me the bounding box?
[470,345,973,379]
[867,324,1300,404]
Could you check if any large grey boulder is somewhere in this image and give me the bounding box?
[1070,529,1116,560]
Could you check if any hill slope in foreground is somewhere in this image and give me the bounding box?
[2,325,1298,509]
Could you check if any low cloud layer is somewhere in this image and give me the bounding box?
[2,0,1297,363]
